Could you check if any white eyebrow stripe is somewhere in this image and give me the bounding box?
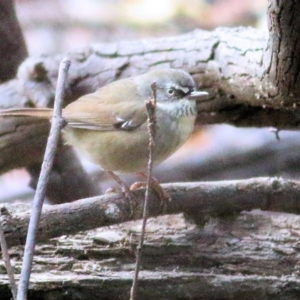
[173,85,190,94]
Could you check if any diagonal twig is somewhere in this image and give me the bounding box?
[130,82,157,300]
[16,58,71,300]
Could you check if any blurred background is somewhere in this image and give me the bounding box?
[3,0,289,203]
[15,0,267,56]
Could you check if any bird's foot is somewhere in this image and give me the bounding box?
[131,173,171,213]
[107,171,138,217]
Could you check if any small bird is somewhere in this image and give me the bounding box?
[0,69,207,175]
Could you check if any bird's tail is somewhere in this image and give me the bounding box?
[0,108,53,119]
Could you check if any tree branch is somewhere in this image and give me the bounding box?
[2,177,300,248]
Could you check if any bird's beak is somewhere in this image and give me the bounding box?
[188,90,209,100]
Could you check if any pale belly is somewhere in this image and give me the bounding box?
[63,115,195,173]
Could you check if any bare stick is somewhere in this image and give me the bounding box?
[0,209,17,300]
[16,58,71,300]
[130,82,157,300]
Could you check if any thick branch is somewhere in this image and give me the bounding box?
[264,0,300,105]
[2,177,300,248]
[13,27,270,110]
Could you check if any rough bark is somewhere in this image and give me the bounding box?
[264,0,300,105]
[1,209,300,299]
[2,177,300,248]
[6,27,269,110]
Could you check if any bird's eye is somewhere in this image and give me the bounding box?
[167,88,175,95]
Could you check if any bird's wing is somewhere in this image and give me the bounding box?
[63,81,149,131]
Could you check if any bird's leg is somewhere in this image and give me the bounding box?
[106,171,137,216]
[107,171,130,194]
[130,172,171,213]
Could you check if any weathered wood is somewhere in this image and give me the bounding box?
[2,177,300,248]
[3,27,269,111]
[1,211,300,299]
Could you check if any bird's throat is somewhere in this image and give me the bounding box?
[156,99,196,118]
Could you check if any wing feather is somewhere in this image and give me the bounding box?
[63,79,148,131]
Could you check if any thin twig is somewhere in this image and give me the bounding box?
[0,209,17,300]
[16,58,71,300]
[130,82,157,300]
